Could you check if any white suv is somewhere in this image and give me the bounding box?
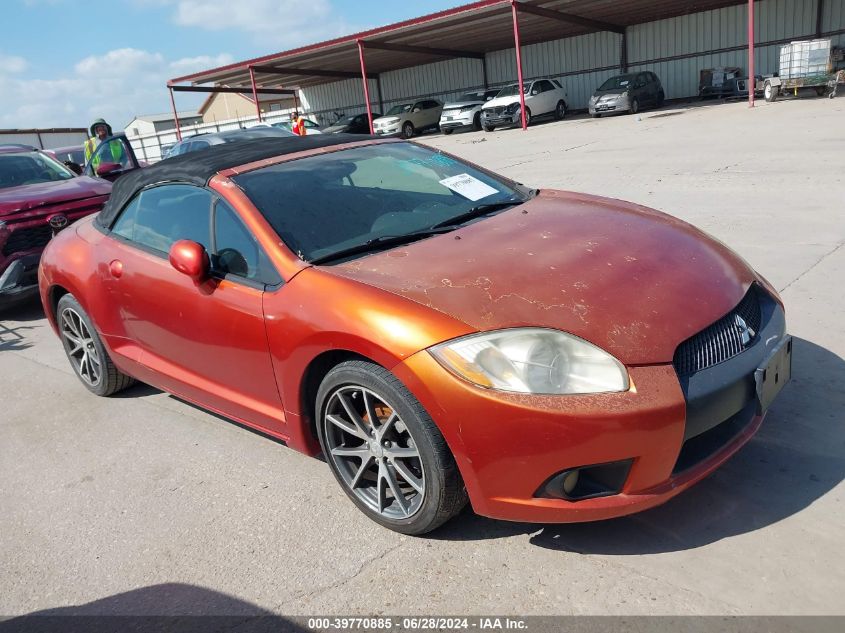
[373,99,443,138]
[481,79,568,131]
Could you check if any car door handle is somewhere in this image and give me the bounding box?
[109,260,124,278]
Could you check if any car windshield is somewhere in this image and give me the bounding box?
[385,104,412,116]
[599,75,635,90]
[458,92,486,102]
[0,151,75,190]
[495,83,530,97]
[232,142,525,263]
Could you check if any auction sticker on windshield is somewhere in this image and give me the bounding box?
[439,173,499,201]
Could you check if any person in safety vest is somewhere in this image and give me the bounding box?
[290,112,307,136]
[83,118,125,170]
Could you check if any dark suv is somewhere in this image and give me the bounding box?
[0,145,113,308]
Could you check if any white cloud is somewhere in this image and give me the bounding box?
[0,48,233,131]
[0,53,28,74]
[153,0,356,47]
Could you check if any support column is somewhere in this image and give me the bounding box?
[357,40,375,134]
[168,87,182,141]
[482,56,489,89]
[511,1,527,131]
[620,28,629,73]
[376,75,385,114]
[249,66,262,121]
[816,0,825,38]
[748,0,755,108]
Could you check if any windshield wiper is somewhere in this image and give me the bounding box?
[428,198,526,230]
[309,227,455,265]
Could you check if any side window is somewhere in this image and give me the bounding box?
[425,100,439,109]
[212,199,281,286]
[538,80,553,92]
[191,140,211,151]
[412,102,424,112]
[553,79,563,89]
[111,184,212,254]
[85,136,136,175]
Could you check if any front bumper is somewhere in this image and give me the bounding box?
[589,96,630,114]
[392,289,788,523]
[440,112,475,130]
[0,254,41,307]
[481,109,520,127]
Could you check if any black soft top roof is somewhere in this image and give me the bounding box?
[97,134,375,227]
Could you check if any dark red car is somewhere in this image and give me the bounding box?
[39,136,792,534]
[0,144,112,308]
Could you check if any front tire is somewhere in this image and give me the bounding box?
[483,124,495,132]
[764,82,779,102]
[442,128,453,135]
[401,122,415,139]
[472,112,482,131]
[630,98,640,115]
[517,107,531,128]
[316,360,467,535]
[56,294,135,397]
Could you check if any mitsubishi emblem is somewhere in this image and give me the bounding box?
[734,314,755,346]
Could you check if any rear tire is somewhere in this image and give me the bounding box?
[56,294,135,397]
[657,90,665,107]
[401,122,415,139]
[554,100,567,120]
[316,360,467,535]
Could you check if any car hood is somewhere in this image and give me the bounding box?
[483,95,520,109]
[594,88,628,98]
[374,116,401,124]
[0,177,112,217]
[443,100,484,110]
[323,124,350,133]
[329,190,757,365]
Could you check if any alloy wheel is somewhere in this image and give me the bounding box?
[323,385,425,519]
[60,307,101,386]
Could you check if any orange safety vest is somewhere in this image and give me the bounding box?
[292,116,306,136]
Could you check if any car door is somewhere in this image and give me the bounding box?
[425,100,443,128]
[539,80,558,113]
[95,183,285,433]
[83,134,140,182]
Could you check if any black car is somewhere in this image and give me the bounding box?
[322,113,382,134]
[588,72,665,117]
[163,127,295,159]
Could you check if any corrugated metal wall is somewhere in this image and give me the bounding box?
[627,0,823,99]
[823,0,845,46]
[301,0,845,117]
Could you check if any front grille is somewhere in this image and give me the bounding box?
[673,286,762,376]
[487,106,506,115]
[2,224,53,257]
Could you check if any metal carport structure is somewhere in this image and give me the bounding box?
[168,0,839,137]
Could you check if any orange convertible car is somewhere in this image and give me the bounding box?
[39,136,792,534]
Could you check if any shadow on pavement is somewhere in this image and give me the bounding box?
[433,337,845,554]
[0,583,307,632]
[0,297,45,352]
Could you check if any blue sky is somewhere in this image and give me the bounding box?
[2,0,462,130]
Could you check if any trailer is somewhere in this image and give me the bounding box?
[758,39,844,102]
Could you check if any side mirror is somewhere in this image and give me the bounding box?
[169,240,209,283]
[96,162,122,177]
[64,161,83,175]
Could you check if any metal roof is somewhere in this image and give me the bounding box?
[169,0,746,90]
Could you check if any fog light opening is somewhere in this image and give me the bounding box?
[535,459,633,501]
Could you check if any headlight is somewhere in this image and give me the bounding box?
[429,328,629,395]
[459,106,475,113]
